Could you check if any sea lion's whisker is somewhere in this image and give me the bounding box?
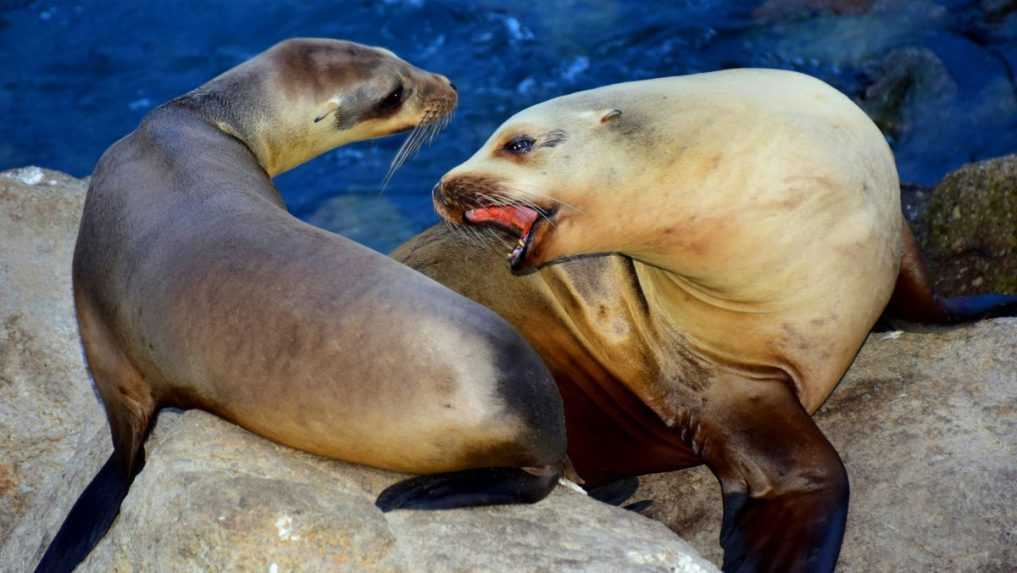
[382,106,453,190]
[382,124,424,189]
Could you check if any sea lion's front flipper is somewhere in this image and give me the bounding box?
[375,465,560,512]
[882,223,1017,326]
[700,374,848,573]
[586,476,640,506]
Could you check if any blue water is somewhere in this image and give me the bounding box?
[2,1,1016,251]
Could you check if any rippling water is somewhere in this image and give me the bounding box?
[2,0,1015,251]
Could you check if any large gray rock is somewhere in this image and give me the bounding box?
[637,319,1017,572]
[0,167,104,551]
[0,167,716,573]
[5,165,1016,572]
[66,410,715,572]
[921,153,1017,296]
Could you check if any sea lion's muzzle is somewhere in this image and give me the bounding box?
[432,174,556,273]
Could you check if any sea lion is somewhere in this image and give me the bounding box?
[35,38,567,573]
[393,69,1017,572]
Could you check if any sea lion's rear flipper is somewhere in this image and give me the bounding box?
[701,374,848,573]
[375,465,560,512]
[35,302,154,573]
[34,448,145,573]
[882,224,1017,326]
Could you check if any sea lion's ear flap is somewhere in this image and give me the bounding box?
[313,95,343,125]
[599,109,623,124]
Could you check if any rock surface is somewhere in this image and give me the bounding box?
[920,153,1017,296]
[3,164,1016,572]
[0,167,716,573]
[637,320,1017,572]
[0,167,104,551]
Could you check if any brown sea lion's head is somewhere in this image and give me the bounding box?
[199,37,457,176]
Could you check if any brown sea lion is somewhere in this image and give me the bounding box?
[35,38,567,573]
[393,69,1017,572]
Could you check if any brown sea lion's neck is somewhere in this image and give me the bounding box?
[164,65,293,178]
[163,53,362,178]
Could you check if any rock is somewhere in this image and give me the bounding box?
[921,153,1017,296]
[0,167,716,573]
[67,410,715,572]
[637,319,1017,571]
[5,166,1016,571]
[0,167,102,553]
[857,47,956,141]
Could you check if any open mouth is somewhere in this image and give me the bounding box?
[463,204,553,272]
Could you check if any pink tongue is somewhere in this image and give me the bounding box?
[464,205,539,236]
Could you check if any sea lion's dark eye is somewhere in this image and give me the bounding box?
[378,85,404,111]
[503,136,535,155]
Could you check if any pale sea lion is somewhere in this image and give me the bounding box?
[35,38,566,573]
[394,69,1017,572]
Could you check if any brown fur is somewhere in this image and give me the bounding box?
[73,38,565,483]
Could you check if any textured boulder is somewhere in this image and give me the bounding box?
[64,410,715,572]
[921,153,1017,296]
[637,319,1017,572]
[4,164,1016,571]
[0,167,103,551]
[857,47,956,141]
[0,167,716,573]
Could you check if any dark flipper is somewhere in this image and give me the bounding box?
[622,499,655,514]
[587,476,640,506]
[701,374,848,573]
[941,294,1017,322]
[587,476,655,513]
[34,449,145,573]
[882,224,1017,326]
[376,465,560,512]
[36,299,155,573]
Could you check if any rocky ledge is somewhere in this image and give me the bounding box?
[0,167,714,572]
[2,158,1015,572]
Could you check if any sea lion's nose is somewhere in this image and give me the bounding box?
[434,73,456,92]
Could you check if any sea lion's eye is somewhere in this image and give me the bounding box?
[503,136,535,155]
[378,85,404,111]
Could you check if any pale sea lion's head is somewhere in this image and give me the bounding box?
[431,89,647,274]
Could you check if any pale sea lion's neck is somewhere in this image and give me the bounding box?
[632,261,792,377]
